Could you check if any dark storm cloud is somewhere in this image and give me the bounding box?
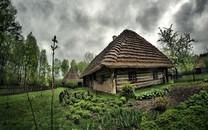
[174,0,208,53]
[12,0,208,62]
[135,0,176,31]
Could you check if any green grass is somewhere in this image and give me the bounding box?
[135,81,203,96]
[0,87,68,129]
[0,87,122,129]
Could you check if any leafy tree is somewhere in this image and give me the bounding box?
[0,0,22,85]
[84,52,94,63]
[24,32,39,86]
[61,59,69,77]
[77,61,88,74]
[158,24,196,73]
[24,32,39,130]
[54,58,61,79]
[70,59,78,72]
[39,49,49,87]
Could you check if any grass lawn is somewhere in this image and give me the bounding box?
[0,87,123,129]
[0,87,67,129]
[0,81,206,129]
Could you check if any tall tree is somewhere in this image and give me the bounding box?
[54,58,61,79]
[24,32,39,130]
[25,32,39,85]
[158,24,196,73]
[61,59,69,77]
[70,59,78,72]
[0,0,22,85]
[39,49,49,88]
[77,61,88,75]
[84,52,94,63]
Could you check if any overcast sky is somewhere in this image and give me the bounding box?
[12,0,208,63]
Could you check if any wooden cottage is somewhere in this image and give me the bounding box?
[195,53,208,74]
[62,68,83,86]
[80,30,174,94]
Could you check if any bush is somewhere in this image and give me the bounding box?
[89,106,102,113]
[135,88,169,100]
[66,80,78,89]
[120,96,127,103]
[202,83,208,91]
[154,96,169,111]
[72,114,81,124]
[154,90,208,130]
[96,108,142,129]
[120,82,135,99]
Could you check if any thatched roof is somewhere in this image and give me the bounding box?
[62,68,82,83]
[81,29,174,77]
[195,53,208,68]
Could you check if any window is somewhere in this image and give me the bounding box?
[128,72,137,82]
[97,75,104,84]
[153,70,158,80]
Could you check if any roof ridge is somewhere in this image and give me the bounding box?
[81,29,174,77]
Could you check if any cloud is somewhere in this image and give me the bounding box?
[12,0,208,64]
[174,0,208,53]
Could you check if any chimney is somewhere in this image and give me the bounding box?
[112,35,117,40]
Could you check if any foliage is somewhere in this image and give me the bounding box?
[93,108,142,129]
[120,96,127,103]
[77,61,88,75]
[70,60,78,73]
[38,49,50,87]
[0,0,22,85]
[120,82,135,99]
[154,96,169,111]
[135,88,169,100]
[158,24,196,72]
[54,58,61,79]
[154,90,208,130]
[84,52,95,63]
[204,58,208,69]
[61,59,69,77]
[66,80,78,89]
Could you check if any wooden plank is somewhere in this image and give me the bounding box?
[116,79,163,89]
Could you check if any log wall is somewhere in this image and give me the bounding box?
[116,69,164,91]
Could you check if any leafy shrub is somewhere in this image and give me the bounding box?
[120,96,127,103]
[135,88,169,100]
[204,79,208,82]
[89,106,102,113]
[185,90,208,107]
[168,80,174,84]
[95,108,142,129]
[155,90,208,130]
[120,82,135,99]
[202,83,208,91]
[72,114,81,124]
[154,96,169,111]
[113,99,123,107]
[66,80,78,89]
[74,110,91,119]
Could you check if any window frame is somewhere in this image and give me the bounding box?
[128,72,137,83]
[153,69,158,80]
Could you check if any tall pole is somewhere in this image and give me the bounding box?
[51,36,58,130]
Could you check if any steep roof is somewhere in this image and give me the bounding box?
[81,29,174,77]
[195,53,208,68]
[62,68,82,83]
